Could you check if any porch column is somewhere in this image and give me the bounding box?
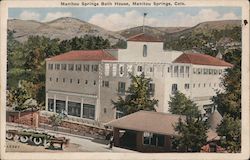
[65,96,68,114]
[81,98,84,118]
[45,93,48,111]
[53,94,56,112]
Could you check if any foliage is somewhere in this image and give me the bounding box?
[164,26,241,57]
[49,113,65,127]
[216,114,241,153]
[212,49,241,153]
[174,117,208,152]
[212,49,241,119]
[112,73,158,115]
[111,39,127,49]
[7,80,36,111]
[168,91,200,118]
[169,91,208,152]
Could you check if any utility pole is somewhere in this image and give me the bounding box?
[143,13,147,33]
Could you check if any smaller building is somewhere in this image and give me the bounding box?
[105,111,186,152]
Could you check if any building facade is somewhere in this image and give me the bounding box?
[45,33,232,123]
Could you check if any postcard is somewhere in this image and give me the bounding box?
[0,0,249,159]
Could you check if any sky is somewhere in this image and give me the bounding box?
[9,7,241,31]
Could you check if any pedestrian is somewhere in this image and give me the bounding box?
[109,135,114,149]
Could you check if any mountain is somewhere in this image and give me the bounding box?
[8,17,125,44]
[8,17,241,49]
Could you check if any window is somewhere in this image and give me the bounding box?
[118,82,126,95]
[137,66,143,72]
[203,68,208,75]
[198,83,200,88]
[82,104,95,119]
[104,108,107,113]
[149,83,155,96]
[204,83,206,87]
[193,68,196,74]
[149,67,154,72]
[167,67,170,73]
[112,64,117,76]
[209,83,211,87]
[174,66,178,77]
[172,84,178,94]
[92,65,98,72]
[105,64,110,76]
[209,69,213,74]
[85,80,88,84]
[184,83,189,89]
[68,64,74,71]
[77,79,80,84]
[55,64,60,70]
[76,64,82,71]
[143,44,147,57]
[61,64,67,70]
[193,84,195,88]
[48,99,54,112]
[48,64,53,70]
[70,79,72,83]
[185,66,189,77]
[102,81,109,87]
[63,78,65,83]
[56,78,58,82]
[219,69,222,75]
[214,69,217,75]
[56,100,66,114]
[119,64,125,77]
[180,66,184,77]
[143,132,165,147]
[83,65,90,72]
[93,80,96,85]
[116,110,124,119]
[49,77,52,81]
[68,101,81,117]
[197,68,202,74]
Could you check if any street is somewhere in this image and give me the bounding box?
[6,123,136,152]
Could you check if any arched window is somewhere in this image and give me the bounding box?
[143,45,147,57]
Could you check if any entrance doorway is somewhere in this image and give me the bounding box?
[119,129,137,150]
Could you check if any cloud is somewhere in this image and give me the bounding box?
[19,11,40,21]
[42,12,73,22]
[169,9,240,27]
[88,9,240,30]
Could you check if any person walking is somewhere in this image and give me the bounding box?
[109,135,114,149]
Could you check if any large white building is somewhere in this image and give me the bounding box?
[45,33,232,123]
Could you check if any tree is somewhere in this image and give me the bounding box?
[169,91,208,152]
[168,91,200,117]
[212,49,241,119]
[212,49,241,153]
[216,114,241,153]
[112,73,158,116]
[7,80,35,111]
[174,117,208,152]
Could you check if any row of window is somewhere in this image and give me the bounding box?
[193,68,223,75]
[48,99,95,119]
[48,63,98,72]
[49,77,97,85]
[172,83,221,93]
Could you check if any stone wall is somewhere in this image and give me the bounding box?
[6,110,39,127]
[38,114,111,138]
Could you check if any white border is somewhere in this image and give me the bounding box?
[0,0,249,159]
